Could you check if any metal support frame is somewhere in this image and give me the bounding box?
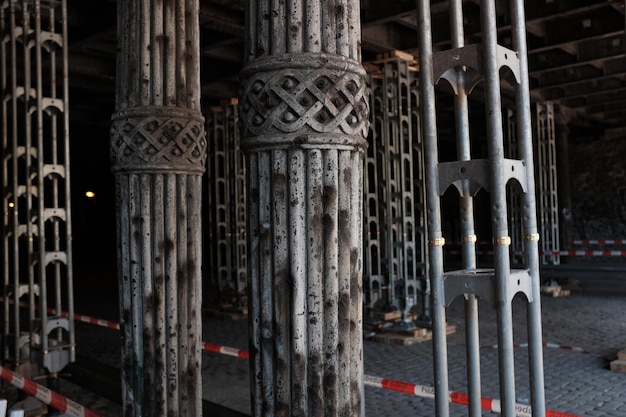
[506,108,524,266]
[536,101,560,265]
[417,1,546,416]
[1,0,74,376]
[206,103,247,302]
[364,57,428,321]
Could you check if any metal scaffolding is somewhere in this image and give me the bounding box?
[206,102,247,301]
[204,61,431,322]
[536,101,560,265]
[1,0,74,375]
[417,1,546,417]
[364,57,429,321]
[505,108,524,266]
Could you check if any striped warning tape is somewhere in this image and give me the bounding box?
[9,299,239,354]
[0,366,102,417]
[552,250,626,257]
[363,374,579,417]
[14,301,121,331]
[572,239,625,245]
[72,313,120,330]
[202,342,249,359]
[439,239,626,247]
[445,249,626,257]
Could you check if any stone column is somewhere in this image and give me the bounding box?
[239,1,369,416]
[109,1,206,416]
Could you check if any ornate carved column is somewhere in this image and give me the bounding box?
[239,1,369,416]
[110,1,206,416]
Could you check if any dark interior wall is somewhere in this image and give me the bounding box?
[567,129,626,249]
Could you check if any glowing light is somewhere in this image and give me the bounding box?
[85,191,96,199]
[8,202,14,208]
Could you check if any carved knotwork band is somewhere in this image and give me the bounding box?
[110,107,207,174]
[239,53,370,152]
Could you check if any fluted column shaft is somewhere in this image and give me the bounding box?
[240,1,369,416]
[110,1,206,416]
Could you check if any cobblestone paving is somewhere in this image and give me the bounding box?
[68,293,626,417]
[201,294,626,417]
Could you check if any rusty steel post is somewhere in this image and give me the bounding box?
[110,1,206,415]
[239,1,369,416]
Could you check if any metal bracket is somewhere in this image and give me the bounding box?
[443,268,533,308]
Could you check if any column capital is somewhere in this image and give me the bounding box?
[110,106,206,175]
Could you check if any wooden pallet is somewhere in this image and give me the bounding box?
[610,349,626,373]
[375,49,418,66]
[540,284,571,298]
[364,49,420,75]
[370,323,456,346]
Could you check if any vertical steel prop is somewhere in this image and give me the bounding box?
[1,0,74,376]
[239,1,369,415]
[206,104,248,301]
[364,58,428,321]
[505,108,524,265]
[417,0,547,416]
[447,1,481,415]
[536,102,559,266]
[110,0,206,415]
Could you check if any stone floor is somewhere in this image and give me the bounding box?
[60,289,626,417]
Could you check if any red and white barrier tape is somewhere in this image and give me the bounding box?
[72,313,120,330]
[12,301,121,331]
[363,375,580,417]
[553,250,626,257]
[202,342,249,359]
[572,239,625,246]
[0,366,102,417]
[446,249,626,257]
[445,239,626,247]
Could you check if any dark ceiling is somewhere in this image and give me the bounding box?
[66,0,625,135]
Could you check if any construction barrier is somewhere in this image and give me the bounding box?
[556,238,625,256]
[0,366,102,417]
[9,300,121,331]
[572,240,625,245]
[552,250,626,257]
[445,249,626,257]
[363,375,580,417]
[202,342,249,359]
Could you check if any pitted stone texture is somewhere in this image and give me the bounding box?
[239,55,369,142]
[110,107,207,173]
